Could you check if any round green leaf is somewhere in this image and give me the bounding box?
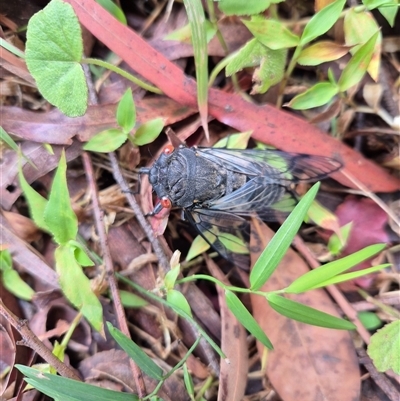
[368,321,400,374]
[25,0,87,116]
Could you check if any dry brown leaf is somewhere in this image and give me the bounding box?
[79,349,187,401]
[2,210,41,243]
[249,222,360,401]
[206,257,249,401]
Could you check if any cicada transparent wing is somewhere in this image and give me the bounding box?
[206,178,298,220]
[197,148,342,183]
[183,208,251,269]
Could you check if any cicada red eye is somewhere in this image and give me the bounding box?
[163,144,175,155]
[160,197,172,209]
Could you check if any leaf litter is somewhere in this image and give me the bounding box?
[0,1,399,401]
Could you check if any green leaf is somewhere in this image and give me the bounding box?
[0,37,26,59]
[242,17,299,50]
[363,0,397,10]
[307,200,339,232]
[164,20,217,44]
[19,166,49,232]
[378,4,398,27]
[300,0,346,45]
[17,365,138,401]
[218,0,272,16]
[186,235,211,261]
[55,244,103,332]
[358,311,382,331]
[44,150,78,244]
[0,126,19,152]
[285,243,386,293]
[25,0,87,116]
[2,269,35,301]
[286,82,339,110]
[297,41,351,66]
[117,88,135,132]
[213,131,252,149]
[219,233,249,254]
[225,290,273,349]
[119,290,148,308]
[327,222,352,256]
[96,0,127,25]
[250,183,320,291]
[305,263,390,289]
[343,9,381,80]
[164,264,181,290]
[0,249,12,268]
[1,128,36,168]
[0,250,35,300]
[107,322,164,380]
[118,274,225,359]
[183,363,195,397]
[167,289,192,317]
[338,30,380,91]
[267,294,356,330]
[252,48,287,94]
[226,39,264,75]
[132,118,164,146]
[368,321,400,374]
[83,128,128,153]
[71,242,94,267]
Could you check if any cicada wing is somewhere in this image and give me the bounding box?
[208,177,298,221]
[183,208,250,269]
[197,148,342,183]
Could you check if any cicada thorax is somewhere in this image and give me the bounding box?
[150,146,247,209]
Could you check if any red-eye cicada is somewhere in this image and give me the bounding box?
[140,144,342,267]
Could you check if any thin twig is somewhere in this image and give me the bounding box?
[357,348,400,401]
[82,60,147,396]
[0,299,81,381]
[81,152,147,397]
[340,169,400,231]
[108,152,170,272]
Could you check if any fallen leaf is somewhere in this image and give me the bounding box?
[249,222,360,401]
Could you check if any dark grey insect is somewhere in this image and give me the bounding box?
[140,144,342,268]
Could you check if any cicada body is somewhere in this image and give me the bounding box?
[140,144,342,267]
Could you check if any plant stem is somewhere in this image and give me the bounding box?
[82,57,163,94]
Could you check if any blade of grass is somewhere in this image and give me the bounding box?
[183,0,209,140]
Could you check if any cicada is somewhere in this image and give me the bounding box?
[140,144,342,267]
